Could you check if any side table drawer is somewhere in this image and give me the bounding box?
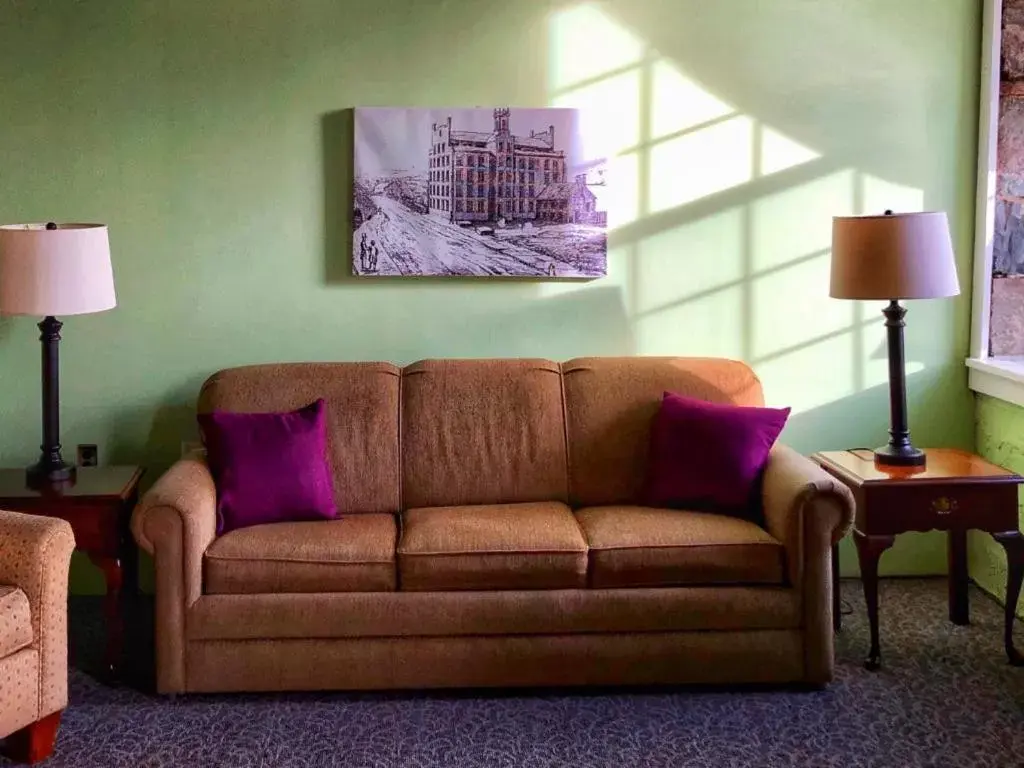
[858,483,1020,535]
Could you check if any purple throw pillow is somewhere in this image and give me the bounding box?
[198,399,337,535]
[642,391,790,519]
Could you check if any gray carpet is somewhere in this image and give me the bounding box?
[2,578,1023,767]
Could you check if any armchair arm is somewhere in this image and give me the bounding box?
[761,444,854,683]
[130,454,217,692]
[0,510,74,717]
[762,444,854,583]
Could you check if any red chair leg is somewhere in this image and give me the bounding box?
[4,710,62,764]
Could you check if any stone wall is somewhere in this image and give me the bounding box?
[993,0,1024,354]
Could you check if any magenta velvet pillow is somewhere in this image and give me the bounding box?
[642,391,790,519]
[198,399,337,535]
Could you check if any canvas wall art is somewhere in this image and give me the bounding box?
[353,107,607,277]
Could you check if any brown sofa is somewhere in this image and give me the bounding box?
[131,357,854,694]
[0,510,75,763]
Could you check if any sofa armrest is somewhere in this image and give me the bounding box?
[130,454,216,693]
[761,444,854,683]
[0,510,75,717]
[762,444,854,580]
[131,454,217,606]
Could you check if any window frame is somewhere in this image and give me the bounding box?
[965,0,1024,405]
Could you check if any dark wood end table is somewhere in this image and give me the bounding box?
[0,465,144,680]
[812,448,1023,670]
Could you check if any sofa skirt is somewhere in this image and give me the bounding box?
[183,630,806,692]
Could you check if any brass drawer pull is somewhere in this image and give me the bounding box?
[932,497,958,515]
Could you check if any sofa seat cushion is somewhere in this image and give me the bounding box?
[398,502,588,591]
[0,585,33,658]
[575,506,785,588]
[204,515,397,594]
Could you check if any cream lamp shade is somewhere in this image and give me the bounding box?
[830,211,960,300]
[0,223,116,316]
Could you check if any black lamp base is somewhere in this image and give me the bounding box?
[26,458,75,489]
[873,443,926,467]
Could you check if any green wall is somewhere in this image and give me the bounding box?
[0,0,980,592]
[973,395,1024,618]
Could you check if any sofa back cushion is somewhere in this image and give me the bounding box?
[197,363,401,515]
[401,359,568,508]
[562,357,764,507]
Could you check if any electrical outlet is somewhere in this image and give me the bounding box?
[77,444,98,467]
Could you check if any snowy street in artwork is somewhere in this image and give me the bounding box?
[354,191,605,277]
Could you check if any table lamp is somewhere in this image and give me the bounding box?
[0,223,116,487]
[830,210,960,467]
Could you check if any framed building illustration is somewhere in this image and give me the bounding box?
[353,107,607,277]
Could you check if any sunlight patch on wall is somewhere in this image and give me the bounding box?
[552,70,641,160]
[755,334,858,413]
[543,2,929,411]
[751,254,854,359]
[648,116,754,212]
[759,126,821,177]
[547,3,645,93]
[635,208,744,314]
[650,60,735,139]
[751,171,856,272]
[861,172,925,215]
[635,287,745,359]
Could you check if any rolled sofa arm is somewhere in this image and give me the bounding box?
[762,444,854,581]
[0,510,75,718]
[130,454,217,692]
[761,444,854,683]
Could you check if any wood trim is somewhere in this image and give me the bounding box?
[969,0,1002,360]
[968,357,1024,408]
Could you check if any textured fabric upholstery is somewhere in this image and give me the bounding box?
[761,444,855,682]
[130,454,218,693]
[198,363,401,515]
[401,359,568,508]
[398,503,587,590]
[562,357,764,507]
[0,649,40,739]
[187,586,800,640]
[205,516,397,594]
[0,510,74,736]
[185,631,804,692]
[0,586,32,658]
[576,507,786,588]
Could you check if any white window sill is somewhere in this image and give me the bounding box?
[967,356,1024,408]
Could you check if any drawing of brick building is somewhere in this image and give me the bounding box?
[428,108,578,223]
[535,174,606,225]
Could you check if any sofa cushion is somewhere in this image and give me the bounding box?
[575,506,785,588]
[398,502,588,591]
[562,357,764,507]
[198,362,401,515]
[0,585,32,658]
[401,359,568,508]
[204,515,397,594]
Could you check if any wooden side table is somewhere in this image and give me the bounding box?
[0,466,144,680]
[812,448,1024,670]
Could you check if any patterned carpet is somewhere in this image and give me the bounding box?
[2,578,1023,767]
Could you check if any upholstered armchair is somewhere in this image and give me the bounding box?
[0,510,74,764]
